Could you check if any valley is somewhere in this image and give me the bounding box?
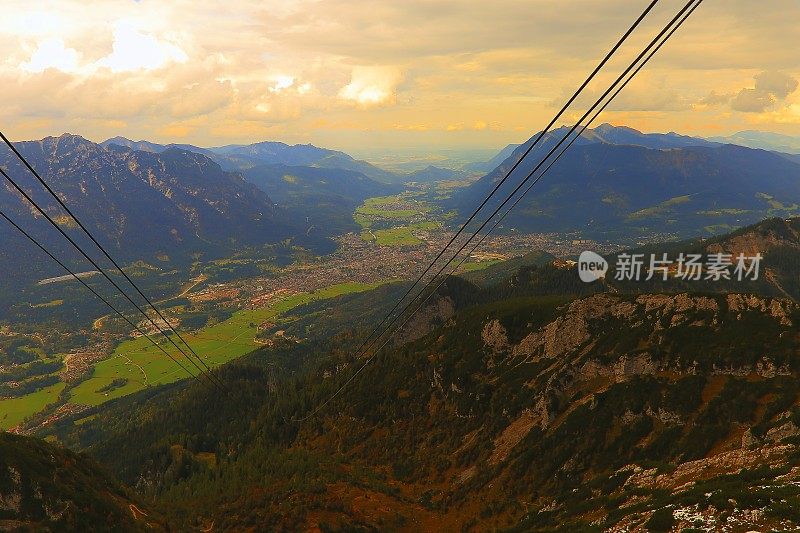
[0,178,612,433]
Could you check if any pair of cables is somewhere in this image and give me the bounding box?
[0,134,225,391]
[295,0,705,421]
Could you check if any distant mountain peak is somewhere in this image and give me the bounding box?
[594,122,640,134]
[39,132,92,146]
[104,135,135,143]
[708,130,800,154]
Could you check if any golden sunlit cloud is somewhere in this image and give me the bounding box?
[21,38,79,73]
[338,66,403,107]
[270,75,295,93]
[96,22,188,73]
[0,0,797,151]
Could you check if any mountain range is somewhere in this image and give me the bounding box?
[102,136,402,184]
[451,124,800,240]
[710,130,800,155]
[0,135,297,289]
[0,134,410,295]
[4,125,800,284]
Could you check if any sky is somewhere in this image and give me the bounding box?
[1,0,799,153]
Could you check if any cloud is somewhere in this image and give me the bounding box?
[0,0,799,149]
[731,71,799,113]
[96,21,188,72]
[269,75,295,93]
[697,90,732,107]
[20,38,80,73]
[755,71,798,99]
[731,88,775,113]
[338,66,402,107]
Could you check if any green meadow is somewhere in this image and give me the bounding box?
[0,383,66,430]
[364,221,441,246]
[3,282,383,425]
[354,194,433,230]
[69,281,383,406]
[362,227,422,246]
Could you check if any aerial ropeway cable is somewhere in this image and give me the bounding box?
[0,131,217,378]
[0,164,226,391]
[293,0,705,422]
[0,207,203,385]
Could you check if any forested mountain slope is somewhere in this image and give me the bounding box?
[0,134,295,289]
[452,125,800,240]
[241,163,400,236]
[0,432,163,531]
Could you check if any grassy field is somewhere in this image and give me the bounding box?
[0,382,66,430]
[360,219,442,247]
[354,194,433,231]
[68,281,383,407]
[362,227,421,246]
[357,195,428,218]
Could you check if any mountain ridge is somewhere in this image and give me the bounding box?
[451,124,800,240]
[0,134,296,288]
[101,136,403,183]
[709,130,800,154]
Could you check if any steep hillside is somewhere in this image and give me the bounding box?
[452,125,800,240]
[598,217,800,301]
[0,431,162,531]
[51,286,800,531]
[0,135,295,288]
[242,164,400,236]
